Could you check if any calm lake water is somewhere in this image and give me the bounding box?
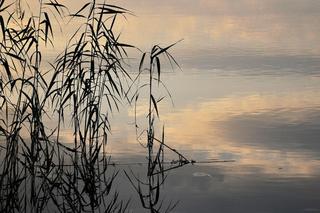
[99,0,320,212]
[23,0,320,212]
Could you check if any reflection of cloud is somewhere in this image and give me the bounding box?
[116,0,320,57]
[221,110,320,151]
[163,92,320,142]
[13,0,320,66]
[41,81,320,176]
[156,91,320,175]
[121,0,320,16]
[178,52,320,73]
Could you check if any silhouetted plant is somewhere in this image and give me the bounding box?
[0,0,189,212]
[124,43,190,213]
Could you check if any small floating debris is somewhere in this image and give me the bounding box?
[192,172,212,177]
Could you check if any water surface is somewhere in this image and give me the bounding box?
[58,0,320,212]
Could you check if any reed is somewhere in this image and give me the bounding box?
[124,42,190,213]
[0,0,189,212]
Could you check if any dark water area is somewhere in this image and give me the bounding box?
[113,161,320,213]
